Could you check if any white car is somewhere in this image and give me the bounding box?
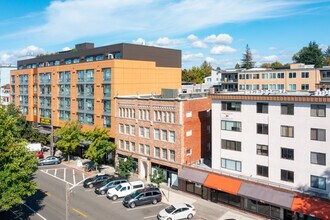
[157,203,196,220]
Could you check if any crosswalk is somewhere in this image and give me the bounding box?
[39,167,89,186]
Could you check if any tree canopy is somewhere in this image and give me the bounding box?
[292,41,324,68]
[182,61,213,84]
[150,166,165,188]
[324,46,330,66]
[116,155,134,179]
[241,44,255,69]
[0,106,38,211]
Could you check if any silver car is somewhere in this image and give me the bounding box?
[37,156,61,166]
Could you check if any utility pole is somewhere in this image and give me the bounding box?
[66,182,69,220]
[50,122,54,156]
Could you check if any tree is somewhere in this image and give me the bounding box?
[117,155,134,179]
[55,121,83,161]
[200,61,212,77]
[0,106,38,211]
[260,63,271,68]
[292,41,324,68]
[84,128,116,171]
[150,166,166,188]
[182,61,213,84]
[271,61,283,69]
[324,46,330,66]
[241,44,255,69]
[235,63,240,69]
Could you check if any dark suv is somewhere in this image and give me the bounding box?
[94,178,128,195]
[83,174,113,188]
[122,187,162,208]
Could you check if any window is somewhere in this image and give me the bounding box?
[154,129,160,140]
[301,72,309,78]
[261,84,268,90]
[256,103,268,114]
[311,104,326,117]
[246,74,252,79]
[139,127,144,137]
[186,130,192,137]
[257,123,268,135]
[125,125,130,134]
[281,148,294,160]
[145,128,150,138]
[145,145,150,155]
[96,55,104,61]
[221,101,241,111]
[130,125,135,136]
[253,74,259,79]
[103,68,111,81]
[257,165,268,177]
[86,56,94,62]
[289,72,296,78]
[154,147,160,158]
[288,84,296,91]
[161,130,168,140]
[186,111,192,118]
[221,158,241,172]
[170,150,175,161]
[269,73,276,79]
[311,152,326,165]
[186,149,192,156]
[277,84,284,90]
[169,131,175,143]
[139,144,144,154]
[221,139,241,151]
[130,142,135,152]
[119,124,124,134]
[281,103,294,115]
[262,73,268,79]
[162,148,167,159]
[277,73,284,78]
[256,144,268,156]
[281,170,294,182]
[281,126,294,138]
[311,128,326,141]
[73,58,80,63]
[301,84,309,90]
[311,175,326,190]
[119,140,124,149]
[221,120,242,132]
[239,74,245,79]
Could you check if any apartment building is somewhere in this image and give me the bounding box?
[1,84,10,106]
[10,43,181,136]
[114,89,211,187]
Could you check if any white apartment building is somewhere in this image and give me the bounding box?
[211,91,330,197]
[1,84,10,106]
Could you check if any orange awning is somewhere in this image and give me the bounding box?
[203,173,242,195]
[291,195,330,220]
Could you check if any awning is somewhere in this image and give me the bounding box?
[178,167,208,185]
[291,195,330,219]
[238,182,294,209]
[203,173,242,195]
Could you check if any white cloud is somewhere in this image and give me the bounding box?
[0,45,45,65]
[204,34,233,44]
[182,53,204,62]
[1,0,324,45]
[62,46,71,51]
[151,37,182,48]
[263,55,279,62]
[268,46,277,51]
[210,45,236,54]
[320,44,329,51]
[192,41,207,49]
[205,57,216,63]
[187,34,198,42]
[132,38,146,45]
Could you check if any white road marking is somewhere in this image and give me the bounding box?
[45,170,48,173]
[82,173,85,180]
[54,169,57,176]
[112,201,122,204]
[23,203,47,220]
[10,209,23,220]
[70,178,87,191]
[40,170,73,186]
[73,169,76,185]
[97,195,106,197]
[64,168,66,181]
[144,215,157,219]
[84,189,94,192]
[126,203,163,211]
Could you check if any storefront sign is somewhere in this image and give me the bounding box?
[40,118,51,125]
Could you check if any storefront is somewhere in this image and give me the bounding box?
[151,163,178,188]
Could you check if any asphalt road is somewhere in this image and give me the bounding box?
[0,164,168,220]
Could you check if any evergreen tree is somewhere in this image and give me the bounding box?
[324,46,330,66]
[200,61,212,77]
[241,44,255,69]
[292,41,324,68]
[235,63,240,69]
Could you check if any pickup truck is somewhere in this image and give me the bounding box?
[106,181,144,201]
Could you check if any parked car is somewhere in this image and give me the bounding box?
[123,187,162,208]
[36,151,44,159]
[83,174,113,188]
[107,181,144,201]
[37,156,61,166]
[157,203,196,220]
[94,178,128,195]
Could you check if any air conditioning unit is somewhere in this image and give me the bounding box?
[108,54,114,60]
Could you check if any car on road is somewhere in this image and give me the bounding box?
[94,178,128,195]
[107,181,144,201]
[122,187,162,208]
[83,174,113,188]
[37,156,61,166]
[157,203,196,220]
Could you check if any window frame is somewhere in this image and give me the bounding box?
[281,169,294,183]
[256,165,269,177]
[281,103,294,115]
[257,123,269,135]
[310,152,326,165]
[311,104,326,117]
[256,144,268,156]
[256,102,268,114]
[281,148,294,160]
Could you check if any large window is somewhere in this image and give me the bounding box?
[311,128,326,141]
[301,72,309,78]
[103,68,111,81]
[221,139,241,151]
[281,148,294,160]
[281,126,294,138]
[281,103,294,115]
[221,101,241,111]
[169,131,175,143]
[301,84,309,90]
[154,129,160,140]
[257,123,268,135]
[221,158,241,172]
[169,150,175,161]
[311,175,326,190]
[289,72,296,78]
[256,103,268,114]
[256,144,268,156]
[257,165,268,177]
[311,152,326,165]
[311,104,326,117]
[154,147,160,158]
[221,120,242,132]
[281,170,294,183]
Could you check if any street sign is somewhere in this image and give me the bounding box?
[40,117,51,125]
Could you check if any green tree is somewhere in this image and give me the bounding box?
[55,121,83,161]
[271,61,283,69]
[241,44,255,69]
[117,155,134,179]
[260,63,271,68]
[0,106,38,211]
[84,128,116,171]
[200,61,212,77]
[235,63,240,69]
[292,41,324,68]
[150,166,165,188]
[324,46,330,66]
[182,61,213,84]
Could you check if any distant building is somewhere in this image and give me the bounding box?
[114,89,211,187]
[1,84,10,106]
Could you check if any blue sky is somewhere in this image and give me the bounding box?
[0,0,330,81]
